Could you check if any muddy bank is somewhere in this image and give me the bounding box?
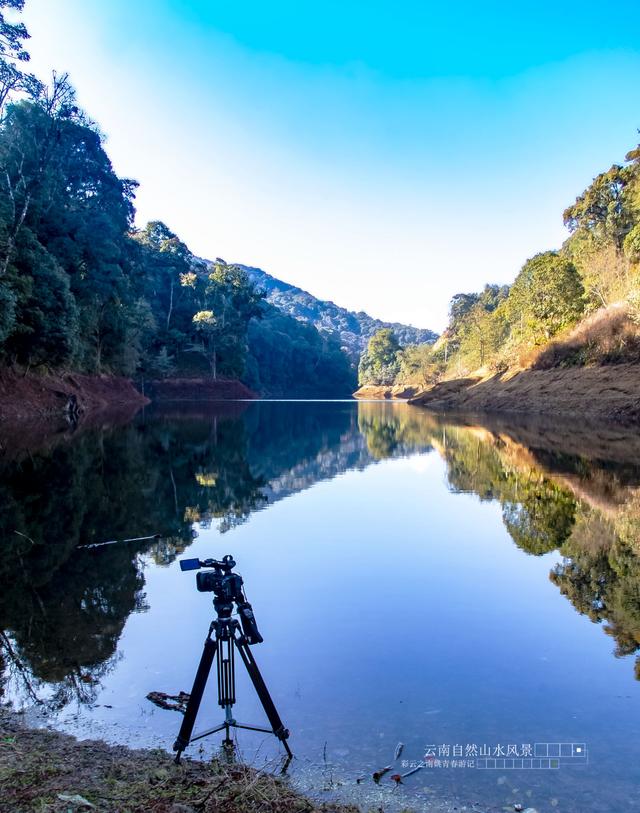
[144,378,256,402]
[353,384,419,399]
[0,709,352,813]
[0,370,258,425]
[409,364,640,423]
[0,369,148,422]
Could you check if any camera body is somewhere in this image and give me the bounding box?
[179,554,263,645]
[195,568,243,599]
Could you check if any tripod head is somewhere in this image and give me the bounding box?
[179,554,263,645]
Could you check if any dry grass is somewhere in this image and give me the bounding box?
[533,303,640,369]
[0,710,357,813]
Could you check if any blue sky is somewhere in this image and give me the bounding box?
[23,0,640,330]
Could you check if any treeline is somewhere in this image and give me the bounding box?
[358,327,442,388]
[0,3,354,396]
[359,140,640,387]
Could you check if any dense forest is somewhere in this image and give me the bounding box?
[359,140,640,388]
[0,2,354,397]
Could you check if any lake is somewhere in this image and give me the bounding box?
[1,400,640,813]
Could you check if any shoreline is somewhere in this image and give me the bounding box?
[0,708,353,813]
[406,364,640,424]
[352,384,419,399]
[0,369,149,422]
[0,369,258,423]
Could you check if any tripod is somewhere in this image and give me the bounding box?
[173,558,292,763]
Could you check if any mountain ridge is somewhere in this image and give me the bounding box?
[233,263,438,359]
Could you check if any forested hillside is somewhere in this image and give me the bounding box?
[239,264,437,360]
[359,140,640,389]
[0,3,354,398]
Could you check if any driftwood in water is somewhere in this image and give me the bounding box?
[146,690,190,713]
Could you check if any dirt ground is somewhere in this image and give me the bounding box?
[0,369,148,422]
[409,364,640,423]
[0,709,355,813]
[0,369,257,424]
[352,384,420,399]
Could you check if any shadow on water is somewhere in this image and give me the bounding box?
[1,400,640,810]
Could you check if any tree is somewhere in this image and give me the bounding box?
[624,223,640,263]
[506,252,584,344]
[0,0,42,115]
[442,285,509,371]
[397,343,441,386]
[133,221,191,334]
[562,144,640,308]
[0,75,143,371]
[246,302,355,396]
[188,262,263,379]
[358,328,401,386]
[563,156,639,251]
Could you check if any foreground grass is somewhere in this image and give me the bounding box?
[0,710,357,813]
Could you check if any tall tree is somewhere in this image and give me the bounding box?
[0,0,42,115]
[563,150,639,251]
[189,262,263,379]
[506,252,584,344]
[358,328,401,385]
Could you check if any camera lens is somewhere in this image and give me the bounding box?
[196,571,219,592]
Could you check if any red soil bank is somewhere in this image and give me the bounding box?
[0,368,148,421]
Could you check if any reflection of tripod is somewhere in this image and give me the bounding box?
[173,556,292,763]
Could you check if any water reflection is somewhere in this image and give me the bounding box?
[428,414,640,679]
[1,401,640,711]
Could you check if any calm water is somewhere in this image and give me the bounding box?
[2,401,640,812]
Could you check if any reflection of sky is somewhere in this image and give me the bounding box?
[48,450,640,812]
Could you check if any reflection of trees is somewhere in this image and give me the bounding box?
[436,426,577,554]
[0,412,268,706]
[1,545,145,708]
[0,403,381,705]
[357,402,434,459]
[502,480,576,555]
[551,509,640,679]
[3,402,640,702]
[147,416,267,536]
[359,412,404,458]
[244,401,360,475]
[1,403,414,705]
[428,420,640,678]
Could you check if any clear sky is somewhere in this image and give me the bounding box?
[22,0,640,330]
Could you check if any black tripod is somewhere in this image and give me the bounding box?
[173,555,292,763]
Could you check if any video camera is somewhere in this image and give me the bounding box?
[179,554,263,645]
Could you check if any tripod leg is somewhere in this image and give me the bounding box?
[234,637,293,758]
[173,634,218,761]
